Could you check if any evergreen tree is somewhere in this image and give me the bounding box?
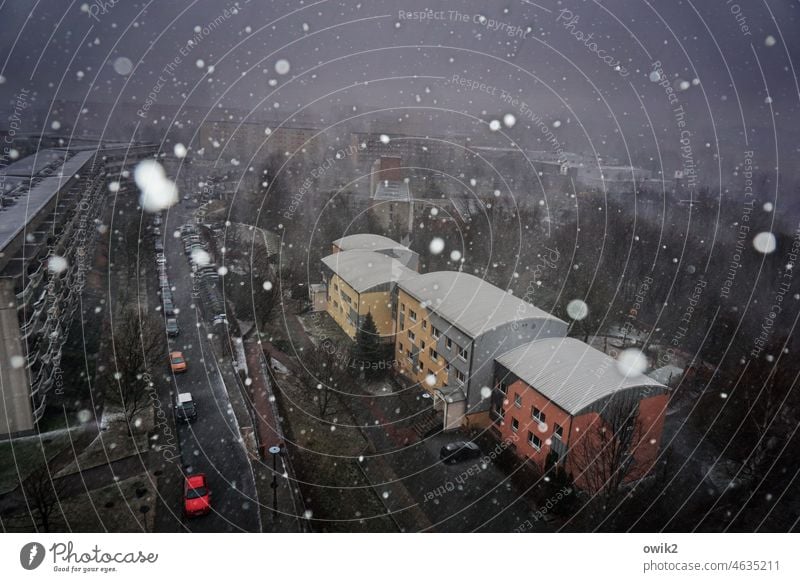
[354,312,384,380]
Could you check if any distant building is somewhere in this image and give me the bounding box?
[493,338,668,491]
[575,164,653,193]
[368,157,413,233]
[349,131,468,167]
[198,120,320,159]
[321,249,417,341]
[394,271,567,429]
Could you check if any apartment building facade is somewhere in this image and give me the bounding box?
[0,146,142,437]
[492,338,668,491]
[321,249,417,341]
[394,271,568,429]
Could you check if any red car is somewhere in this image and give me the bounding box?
[183,474,211,518]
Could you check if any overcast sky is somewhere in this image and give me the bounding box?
[1,0,798,188]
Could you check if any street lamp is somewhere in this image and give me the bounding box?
[268,445,281,518]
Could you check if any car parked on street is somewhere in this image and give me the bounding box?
[439,441,481,464]
[175,392,196,422]
[170,351,187,373]
[154,239,164,252]
[183,473,211,518]
[166,317,180,337]
[163,297,176,316]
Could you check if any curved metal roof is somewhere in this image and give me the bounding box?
[497,338,665,415]
[398,270,564,338]
[322,250,417,294]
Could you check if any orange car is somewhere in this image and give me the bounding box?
[170,351,187,373]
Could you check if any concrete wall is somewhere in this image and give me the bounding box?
[0,278,34,437]
[468,317,569,413]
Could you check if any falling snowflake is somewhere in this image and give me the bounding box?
[113,57,133,75]
[134,160,178,212]
[48,255,68,273]
[617,349,647,377]
[566,299,589,320]
[752,232,776,254]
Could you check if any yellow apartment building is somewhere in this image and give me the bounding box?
[321,249,418,341]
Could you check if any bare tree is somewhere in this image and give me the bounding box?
[23,463,68,532]
[569,397,644,500]
[109,307,164,430]
[304,341,351,418]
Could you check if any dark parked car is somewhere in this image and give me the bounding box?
[163,297,176,316]
[439,441,481,464]
[154,239,164,252]
[166,317,180,337]
[175,392,196,422]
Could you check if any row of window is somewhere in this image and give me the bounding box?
[509,414,564,441]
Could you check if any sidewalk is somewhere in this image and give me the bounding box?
[243,338,307,532]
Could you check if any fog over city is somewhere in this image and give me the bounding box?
[0,0,799,543]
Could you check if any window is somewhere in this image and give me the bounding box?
[431,326,440,339]
[458,346,468,361]
[499,381,508,394]
[409,309,417,322]
[406,350,412,359]
[334,283,339,291]
[420,340,426,350]
[445,337,452,350]
[398,342,403,353]
[401,303,405,312]
[429,348,438,361]
[528,432,542,450]
[400,321,404,331]
[454,369,466,383]
[554,423,564,440]
[333,300,339,309]
[422,320,427,330]
[511,418,519,433]
[531,407,546,423]
[514,394,522,408]
[407,330,415,341]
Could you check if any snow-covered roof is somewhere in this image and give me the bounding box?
[497,338,665,415]
[333,233,409,253]
[647,365,684,386]
[322,250,417,294]
[398,271,563,338]
[372,180,411,201]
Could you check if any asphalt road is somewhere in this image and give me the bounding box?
[155,198,260,532]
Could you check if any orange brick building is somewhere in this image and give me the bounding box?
[493,338,668,492]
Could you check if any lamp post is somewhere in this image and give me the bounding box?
[268,445,281,518]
